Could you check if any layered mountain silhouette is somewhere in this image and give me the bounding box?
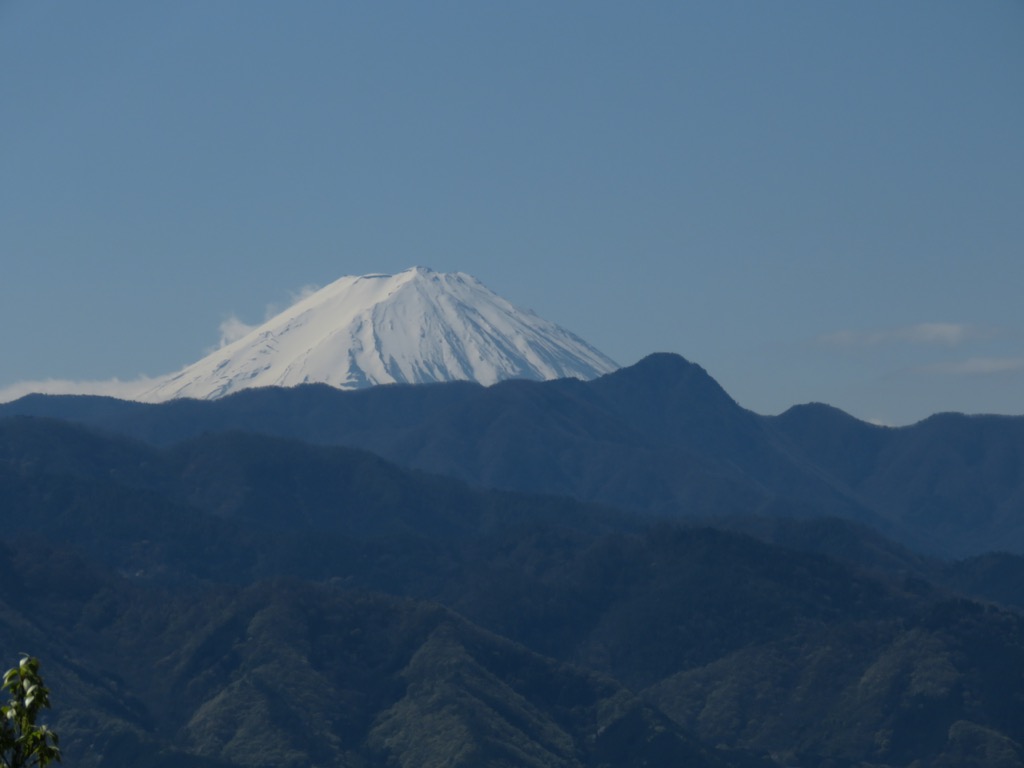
[2,415,1024,766]
[6,340,1024,767]
[7,353,1023,556]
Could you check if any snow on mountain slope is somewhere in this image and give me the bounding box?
[136,267,619,402]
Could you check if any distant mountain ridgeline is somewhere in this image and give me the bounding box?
[6,353,1024,557]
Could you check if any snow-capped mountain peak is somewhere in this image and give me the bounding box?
[136,267,618,401]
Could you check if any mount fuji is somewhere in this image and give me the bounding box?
[136,267,619,402]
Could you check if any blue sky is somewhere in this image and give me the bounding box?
[2,1,1022,425]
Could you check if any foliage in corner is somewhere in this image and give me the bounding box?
[0,656,60,768]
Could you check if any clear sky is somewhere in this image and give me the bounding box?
[2,1,1022,425]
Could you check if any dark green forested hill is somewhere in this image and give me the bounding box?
[1,407,1024,766]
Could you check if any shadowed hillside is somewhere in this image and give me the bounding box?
[6,354,1023,555]
[1,416,1024,765]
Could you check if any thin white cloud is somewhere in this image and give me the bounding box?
[0,376,156,404]
[288,284,320,306]
[921,357,1024,376]
[898,323,974,345]
[260,284,321,324]
[819,322,978,347]
[218,315,257,348]
[213,284,321,351]
[3,284,328,405]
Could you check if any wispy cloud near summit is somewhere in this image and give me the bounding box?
[217,316,257,348]
[1,283,332,404]
[0,377,155,404]
[213,285,322,350]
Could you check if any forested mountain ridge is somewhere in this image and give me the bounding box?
[2,416,1024,766]
[6,353,1024,556]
